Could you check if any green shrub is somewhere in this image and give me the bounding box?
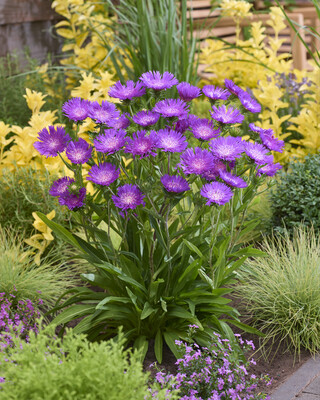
[0,324,178,400]
[236,225,320,357]
[270,154,320,234]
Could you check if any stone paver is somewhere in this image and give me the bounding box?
[296,394,320,400]
[303,376,320,395]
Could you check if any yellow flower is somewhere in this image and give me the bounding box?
[32,210,55,241]
[220,0,253,20]
[23,89,47,114]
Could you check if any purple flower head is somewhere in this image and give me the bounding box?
[107,113,131,130]
[210,105,244,124]
[178,147,215,175]
[49,177,75,197]
[132,110,160,127]
[201,158,227,181]
[34,126,70,158]
[94,129,127,155]
[161,174,190,193]
[112,184,145,210]
[124,130,157,158]
[257,162,282,176]
[219,170,248,188]
[59,187,86,210]
[200,182,233,205]
[153,99,189,119]
[87,162,120,186]
[108,80,146,100]
[175,118,190,134]
[87,100,120,124]
[238,93,261,113]
[249,123,284,152]
[176,82,201,102]
[224,79,246,97]
[155,128,188,153]
[62,97,90,121]
[140,71,178,90]
[244,142,274,165]
[210,136,244,161]
[191,118,221,141]
[202,85,231,101]
[66,138,92,164]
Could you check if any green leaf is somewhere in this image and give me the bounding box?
[222,319,265,337]
[163,331,180,359]
[96,296,131,310]
[154,329,163,364]
[183,239,204,258]
[52,304,97,326]
[133,335,149,361]
[160,298,167,312]
[141,302,156,320]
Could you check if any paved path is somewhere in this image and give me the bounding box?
[270,356,320,400]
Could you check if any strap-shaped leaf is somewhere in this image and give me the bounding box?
[52,304,97,326]
[183,239,204,259]
[163,331,180,359]
[141,302,156,320]
[154,329,163,364]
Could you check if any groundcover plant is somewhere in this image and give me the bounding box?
[34,72,283,362]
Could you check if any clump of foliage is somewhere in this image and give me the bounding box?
[270,154,320,234]
[0,325,178,400]
[236,225,320,357]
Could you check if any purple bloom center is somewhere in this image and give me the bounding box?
[155,129,188,153]
[176,82,201,102]
[202,85,231,100]
[66,138,92,164]
[140,71,178,90]
[200,182,233,205]
[94,129,127,155]
[161,174,190,193]
[87,163,120,186]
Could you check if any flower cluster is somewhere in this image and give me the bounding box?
[154,331,272,400]
[33,71,282,212]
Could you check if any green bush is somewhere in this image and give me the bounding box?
[270,154,320,234]
[0,324,178,400]
[236,225,320,357]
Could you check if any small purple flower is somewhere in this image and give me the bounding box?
[210,105,244,124]
[155,128,188,153]
[112,184,145,210]
[178,147,215,175]
[62,97,90,121]
[176,82,201,102]
[125,130,157,158]
[249,123,284,152]
[59,187,86,210]
[87,100,120,124]
[202,85,231,101]
[257,162,282,176]
[244,142,274,165]
[210,136,244,161]
[66,138,92,164]
[201,158,227,181]
[34,126,70,158]
[191,118,221,141]
[87,162,120,186]
[200,182,233,205]
[219,170,247,188]
[107,113,131,130]
[132,110,160,127]
[153,99,189,119]
[108,80,146,100]
[238,93,261,113]
[49,177,75,196]
[94,129,127,155]
[140,71,178,90]
[224,79,246,97]
[161,174,190,193]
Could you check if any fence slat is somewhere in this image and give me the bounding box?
[0,0,57,25]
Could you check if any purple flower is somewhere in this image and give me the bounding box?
[108,80,146,100]
[244,142,274,165]
[210,136,244,161]
[153,99,189,119]
[87,100,120,124]
[94,129,127,155]
[201,158,227,181]
[249,123,284,152]
[132,110,160,127]
[210,105,244,124]
[34,126,71,158]
[155,128,188,153]
[62,97,90,121]
[200,182,233,205]
[257,162,282,176]
[224,79,246,97]
[238,93,261,113]
[202,85,231,101]
[49,177,75,196]
[112,184,145,210]
[66,138,92,164]
[161,174,190,193]
[87,162,120,186]
[107,113,131,130]
[59,187,86,210]
[140,71,178,90]
[178,147,215,175]
[124,130,157,158]
[191,118,221,141]
[176,82,201,101]
[219,170,247,188]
